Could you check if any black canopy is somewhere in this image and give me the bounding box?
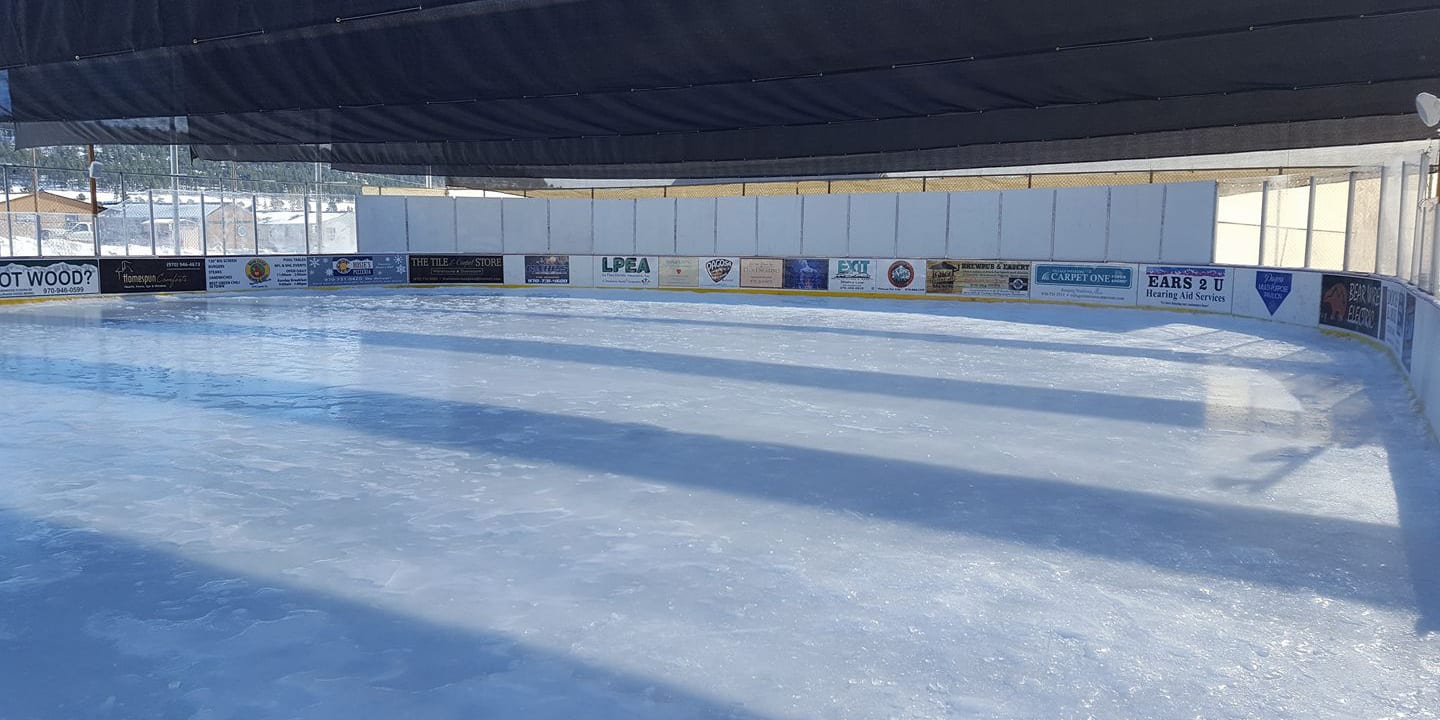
[4,1,1437,177]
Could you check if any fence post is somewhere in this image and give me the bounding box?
[1397,162,1412,279]
[1257,179,1270,266]
[3,165,12,258]
[1342,171,1356,272]
[303,191,312,255]
[1304,176,1317,269]
[251,194,260,254]
[147,188,158,256]
[199,193,209,256]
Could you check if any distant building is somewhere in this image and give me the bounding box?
[0,190,97,217]
[103,200,253,255]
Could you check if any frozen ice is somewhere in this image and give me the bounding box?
[1,288,1438,719]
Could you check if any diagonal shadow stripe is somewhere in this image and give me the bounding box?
[0,313,1301,430]
[0,351,1422,615]
[0,508,773,719]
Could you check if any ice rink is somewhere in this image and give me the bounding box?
[1,288,1438,719]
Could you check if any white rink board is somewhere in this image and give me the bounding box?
[1031,262,1139,305]
[827,258,877,292]
[1138,265,1233,312]
[206,256,309,292]
[0,260,100,298]
[699,257,741,288]
[1231,267,1323,327]
[594,256,659,288]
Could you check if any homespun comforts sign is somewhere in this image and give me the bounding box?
[0,260,100,298]
[595,256,657,287]
[1031,263,1138,305]
[1139,265,1232,312]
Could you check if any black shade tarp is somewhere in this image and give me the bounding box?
[5,1,1439,177]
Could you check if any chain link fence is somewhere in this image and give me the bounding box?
[2,164,358,258]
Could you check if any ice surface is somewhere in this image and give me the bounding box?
[1,288,1438,719]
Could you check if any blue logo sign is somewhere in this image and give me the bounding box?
[1255,271,1292,316]
[1034,265,1133,288]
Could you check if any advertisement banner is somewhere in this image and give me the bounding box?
[741,258,783,289]
[927,261,1031,298]
[658,257,700,288]
[0,259,100,299]
[1255,271,1294,316]
[308,254,409,286]
[875,259,926,294]
[1139,265,1233,312]
[783,258,830,290]
[99,257,206,294]
[1319,274,1382,338]
[595,256,659,287]
[1381,283,1418,372]
[828,259,876,292]
[524,255,571,284]
[700,257,741,288]
[408,255,505,284]
[1031,263,1137,305]
[206,256,309,292]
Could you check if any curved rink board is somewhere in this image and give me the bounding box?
[1,288,1437,719]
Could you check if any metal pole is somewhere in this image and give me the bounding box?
[148,188,158,256]
[117,173,127,257]
[87,146,100,257]
[251,194,260,255]
[199,193,208,256]
[3,165,12,258]
[1257,179,1270,266]
[303,189,312,255]
[1303,176,1317,269]
[1397,162,1412,279]
[1342,171,1356,272]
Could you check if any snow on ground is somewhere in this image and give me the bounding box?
[0,288,1438,719]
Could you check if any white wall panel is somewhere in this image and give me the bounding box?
[896,192,948,259]
[1230,267,1322,327]
[635,198,677,255]
[999,189,1055,260]
[847,194,898,258]
[801,195,850,257]
[1160,182,1219,264]
[455,198,503,253]
[716,197,759,256]
[1107,184,1166,262]
[502,200,549,253]
[757,196,803,257]
[593,200,635,255]
[676,198,718,256]
[405,196,457,253]
[548,200,593,254]
[356,196,410,253]
[1051,187,1109,261]
[1413,297,1440,436]
[948,191,1002,259]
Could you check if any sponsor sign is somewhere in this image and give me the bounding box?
[876,259,925,294]
[0,259,100,299]
[1319,274,1382,338]
[658,257,700,288]
[928,260,1031,298]
[783,258,830,290]
[1381,284,1418,372]
[206,256,308,292]
[741,258,783,289]
[308,254,409,286]
[595,256,659,287]
[99,257,206,294]
[408,254,504,284]
[1255,271,1293,315]
[524,255,571,284]
[828,259,875,292]
[1031,263,1137,305]
[700,257,741,288]
[1139,265,1232,312]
